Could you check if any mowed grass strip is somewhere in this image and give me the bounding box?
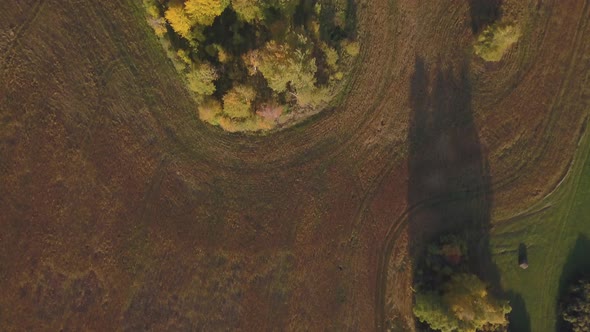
[491,118,590,332]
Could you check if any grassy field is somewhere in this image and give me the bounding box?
[1,0,589,330]
[491,120,590,332]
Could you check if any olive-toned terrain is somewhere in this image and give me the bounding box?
[0,0,588,331]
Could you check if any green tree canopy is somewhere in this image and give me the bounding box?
[267,0,300,16]
[561,278,590,332]
[222,85,257,119]
[414,273,511,332]
[231,0,264,23]
[185,0,230,26]
[245,40,315,94]
[186,62,218,97]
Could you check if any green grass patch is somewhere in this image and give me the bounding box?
[491,122,590,331]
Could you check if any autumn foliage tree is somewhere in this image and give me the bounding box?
[222,85,256,119]
[186,63,217,97]
[231,0,264,23]
[413,235,512,332]
[164,1,193,38]
[142,0,360,132]
[184,0,229,26]
[414,273,511,332]
[245,40,314,94]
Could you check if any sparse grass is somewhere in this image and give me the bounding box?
[491,122,590,332]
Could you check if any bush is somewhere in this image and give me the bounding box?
[414,273,511,332]
[184,0,229,26]
[198,98,223,124]
[343,41,360,57]
[474,24,521,62]
[561,278,590,332]
[413,235,511,332]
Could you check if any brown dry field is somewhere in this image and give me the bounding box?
[0,0,589,331]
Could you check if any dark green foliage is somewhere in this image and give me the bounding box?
[413,234,511,332]
[415,235,468,291]
[561,278,590,332]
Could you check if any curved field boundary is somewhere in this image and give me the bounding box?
[485,0,590,197]
[129,0,401,174]
[374,1,590,326]
[374,140,580,330]
[489,107,590,331]
[374,180,495,330]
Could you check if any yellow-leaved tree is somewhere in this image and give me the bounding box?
[165,1,193,39]
[185,0,230,26]
[413,273,511,332]
[186,62,218,98]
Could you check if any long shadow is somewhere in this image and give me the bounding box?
[407,57,522,329]
[518,243,528,267]
[408,57,493,264]
[468,0,503,33]
[507,291,531,332]
[556,234,590,332]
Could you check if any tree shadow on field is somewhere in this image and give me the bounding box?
[407,57,516,328]
[468,0,503,33]
[518,243,528,265]
[408,57,494,268]
[506,292,531,332]
[556,235,590,332]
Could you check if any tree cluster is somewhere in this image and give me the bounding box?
[142,0,360,132]
[561,277,590,332]
[413,235,511,332]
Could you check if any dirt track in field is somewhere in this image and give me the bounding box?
[0,0,588,330]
